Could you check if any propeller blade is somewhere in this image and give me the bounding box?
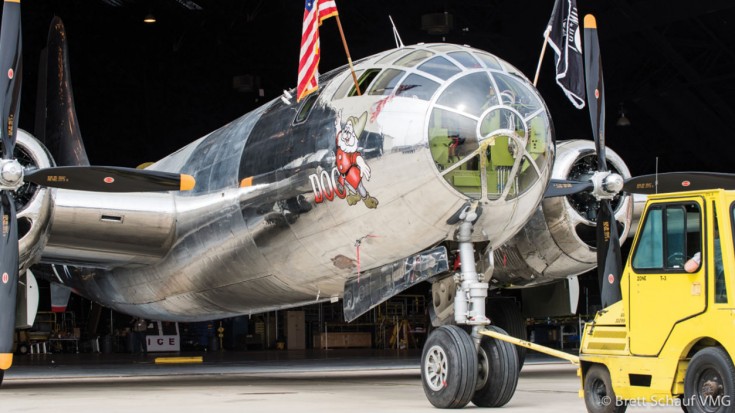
[0,0,22,159]
[0,192,18,359]
[623,172,735,195]
[544,179,594,198]
[24,166,196,192]
[584,14,606,172]
[596,199,622,307]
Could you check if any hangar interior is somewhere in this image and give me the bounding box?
[8,0,735,356]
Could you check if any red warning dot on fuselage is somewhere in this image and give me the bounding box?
[682,181,691,187]
[104,177,115,184]
[2,272,8,284]
[8,69,13,79]
[607,274,615,284]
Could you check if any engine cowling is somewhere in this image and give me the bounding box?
[15,129,55,272]
[489,139,635,286]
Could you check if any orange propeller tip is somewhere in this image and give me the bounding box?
[584,14,597,29]
[0,353,13,370]
[240,177,253,188]
[180,174,196,191]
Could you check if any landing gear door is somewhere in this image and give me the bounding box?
[628,199,706,356]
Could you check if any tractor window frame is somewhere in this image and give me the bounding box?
[712,202,726,303]
[631,201,703,273]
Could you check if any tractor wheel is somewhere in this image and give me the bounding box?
[584,364,627,413]
[684,347,735,413]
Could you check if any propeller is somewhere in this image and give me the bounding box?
[24,166,195,192]
[0,0,24,372]
[582,14,624,308]
[0,2,194,373]
[544,15,735,310]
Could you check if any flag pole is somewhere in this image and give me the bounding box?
[334,15,361,95]
[533,28,551,87]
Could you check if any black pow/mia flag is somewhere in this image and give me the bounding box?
[545,0,586,109]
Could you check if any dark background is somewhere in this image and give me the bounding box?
[12,0,735,175]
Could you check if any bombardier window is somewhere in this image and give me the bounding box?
[428,69,550,202]
[368,69,405,96]
[418,56,461,80]
[436,72,494,117]
[396,74,439,100]
[494,73,540,116]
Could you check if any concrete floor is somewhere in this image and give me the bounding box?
[0,350,681,413]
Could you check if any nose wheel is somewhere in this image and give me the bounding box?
[472,325,520,407]
[421,325,478,408]
[421,325,520,408]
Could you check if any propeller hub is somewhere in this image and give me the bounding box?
[0,159,23,190]
[591,171,624,200]
[603,173,624,194]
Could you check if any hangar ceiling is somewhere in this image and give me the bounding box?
[14,0,735,176]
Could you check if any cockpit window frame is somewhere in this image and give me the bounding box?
[417,56,462,80]
[375,48,415,65]
[395,49,435,68]
[475,52,503,70]
[367,68,407,96]
[395,73,440,101]
[293,92,320,125]
[349,69,382,97]
[447,51,482,69]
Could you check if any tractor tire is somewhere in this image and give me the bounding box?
[684,347,735,413]
[584,364,627,413]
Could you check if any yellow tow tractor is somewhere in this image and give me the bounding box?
[577,187,735,413]
[482,186,735,413]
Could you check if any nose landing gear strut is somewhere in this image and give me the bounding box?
[421,206,520,408]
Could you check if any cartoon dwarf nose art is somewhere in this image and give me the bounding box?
[334,110,379,209]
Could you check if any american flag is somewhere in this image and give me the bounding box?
[297,0,338,101]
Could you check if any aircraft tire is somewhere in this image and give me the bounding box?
[584,364,627,413]
[421,325,478,408]
[0,369,4,386]
[472,325,519,407]
[487,298,527,369]
[684,346,735,413]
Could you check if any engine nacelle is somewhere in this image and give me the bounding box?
[488,139,635,286]
[16,129,55,272]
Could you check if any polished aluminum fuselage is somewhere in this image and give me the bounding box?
[39,44,554,321]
